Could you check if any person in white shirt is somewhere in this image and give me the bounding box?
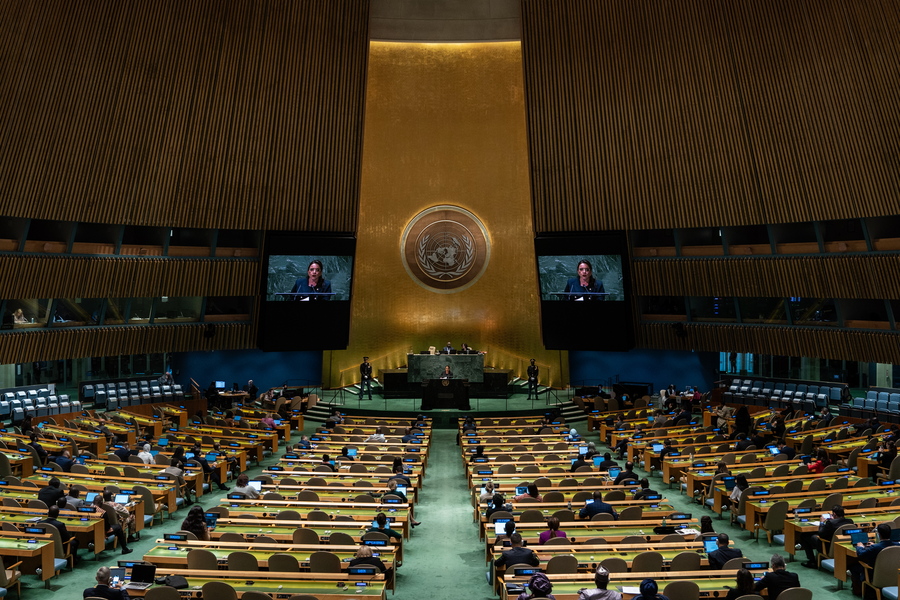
[366,427,386,443]
[137,444,156,465]
[231,473,260,499]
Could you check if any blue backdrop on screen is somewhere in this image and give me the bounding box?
[170,349,323,393]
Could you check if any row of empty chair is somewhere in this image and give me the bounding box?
[723,378,845,411]
[0,392,81,419]
[84,380,183,411]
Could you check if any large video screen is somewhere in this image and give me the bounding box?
[535,233,634,351]
[257,234,355,351]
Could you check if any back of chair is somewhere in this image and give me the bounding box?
[871,546,900,588]
[663,580,700,600]
[201,581,237,600]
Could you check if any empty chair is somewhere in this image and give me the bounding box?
[276,510,301,521]
[292,528,319,544]
[228,551,259,571]
[631,551,664,572]
[187,549,218,570]
[268,553,300,572]
[600,557,628,573]
[669,551,701,571]
[201,582,237,600]
[663,580,700,600]
[328,532,355,545]
[545,554,578,574]
[308,551,341,573]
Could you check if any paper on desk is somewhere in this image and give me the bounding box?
[678,528,700,535]
[621,587,641,594]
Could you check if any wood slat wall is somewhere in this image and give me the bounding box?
[521,0,900,232]
[0,0,369,231]
[0,255,258,299]
[638,322,900,364]
[633,255,900,299]
[0,323,254,364]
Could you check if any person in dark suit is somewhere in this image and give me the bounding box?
[289,259,332,300]
[359,357,373,400]
[734,434,753,452]
[800,504,853,567]
[493,533,539,569]
[113,442,133,462]
[37,477,66,506]
[570,455,589,472]
[83,566,130,600]
[707,533,743,569]
[579,490,618,520]
[777,443,796,460]
[242,379,258,398]
[849,523,896,595]
[614,462,639,485]
[564,260,606,301]
[526,359,539,400]
[442,342,454,353]
[53,450,75,472]
[41,506,80,560]
[440,365,453,379]
[755,554,800,600]
[596,453,618,471]
[633,478,659,501]
[190,443,229,491]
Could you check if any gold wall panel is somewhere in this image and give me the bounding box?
[325,42,567,388]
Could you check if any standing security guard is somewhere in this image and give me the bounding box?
[359,357,373,401]
[527,358,539,400]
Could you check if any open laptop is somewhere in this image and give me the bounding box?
[651,443,665,452]
[703,538,719,554]
[123,563,157,590]
[578,445,588,455]
[515,485,528,497]
[849,530,868,545]
[891,529,900,543]
[723,476,737,491]
[247,480,262,492]
[114,494,131,505]
[157,438,168,447]
[347,448,358,457]
[608,467,621,479]
[494,520,512,535]
[204,512,218,528]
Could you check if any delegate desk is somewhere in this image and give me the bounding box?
[743,484,900,534]
[707,472,862,515]
[781,505,900,562]
[25,472,173,516]
[0,450,34,477]
[0,504,109,556]
[145,541,397,590]
[0,530,55,581]
[80,458,206,498]
[128,569,386,600]
[211,517,409,549]
[218,499,412,536]
[499,569,768,600]
[477,500,676,527]
[482,518,701,561]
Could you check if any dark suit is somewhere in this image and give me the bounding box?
[614,470,638,485]
[563,278,605,300]
[633,488,660,501]
[754,569,800,600]
[53,455,74,472]
[83,584,130,600]
[579,500,617,520]
[802,516,853,562]
[735,439,753,451]
[37,486,65,506]
[113,447,133,462]
[708,546,743,569]
[779,445,796,460]
[42,516,79,554]
[359,361,373,400]
[494,546,539,569]
[290,278,332,300]
[570,457,588,472]
[527,364,539,399]
[849,539,897,582]
[597,460,619,471]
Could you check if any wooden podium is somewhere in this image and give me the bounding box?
[421,378,470,410]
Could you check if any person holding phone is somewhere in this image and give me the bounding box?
[83,566,130,600]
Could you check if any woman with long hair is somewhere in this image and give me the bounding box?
[725,569,755,600]
[180,505,210,541]
[538,516,566,545]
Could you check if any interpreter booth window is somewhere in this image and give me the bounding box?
[104,298,129,325]
[204,297,252,322]
[719,352,754,374]
[688,296,737,322]
[51,298,103,327]
[3,299,51,327]
[737,297,787,324]
[839,298,891,329]
[788,297,838,326]
[129,298,154,324]
[639,296,687,320]
[154,297,201,323]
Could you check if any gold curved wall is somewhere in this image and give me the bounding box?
[324,42,567,388]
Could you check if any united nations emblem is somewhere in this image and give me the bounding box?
[400,206,491,293]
